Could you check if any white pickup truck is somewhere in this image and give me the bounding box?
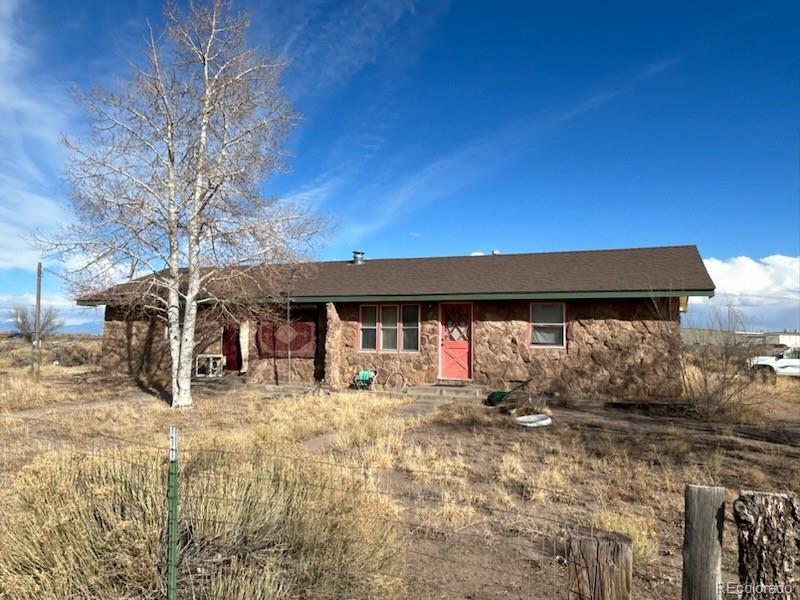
[747,347,800,378]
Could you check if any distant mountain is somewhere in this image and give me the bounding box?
[61,322,104,335]
[0,320,103,336]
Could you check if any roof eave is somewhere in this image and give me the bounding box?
[286,289,716,302]
[77,289,715,307]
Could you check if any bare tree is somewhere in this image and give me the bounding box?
[39,0,322,407]
[7,305,64,342]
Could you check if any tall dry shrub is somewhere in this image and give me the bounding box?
[680,307,758,419]
[0,447,405,599]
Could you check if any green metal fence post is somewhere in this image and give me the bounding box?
[167,426,179,600]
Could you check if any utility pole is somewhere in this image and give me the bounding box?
[31,261,42,380]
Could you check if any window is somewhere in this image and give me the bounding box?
[360,306,377,350]
[380,306,399,351]
[359,304,420,352]
[530,303,565,347]
[402,305,420,351]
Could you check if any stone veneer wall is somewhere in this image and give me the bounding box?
[246,305,326,384]
[323,301,440,388]
[324,298,681,399]
[245,316,317,384]
[473,299,681,399]
[100,306,222,388]
[102,304,322,386]
[100,306,172,388]
[101,298,681,399]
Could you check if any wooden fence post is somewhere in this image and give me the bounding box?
[733,490,800,600]
[682,484,725,600]
[568,530,632,600]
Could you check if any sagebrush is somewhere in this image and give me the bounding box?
[0,445,406,600]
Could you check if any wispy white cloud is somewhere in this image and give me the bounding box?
[0,292,101,328]
[331,57,681,243]
[687,255,800,331]
[275,0,416,98]
[250,0,449,107]
[0,0,74,272]
[282,170,349,211]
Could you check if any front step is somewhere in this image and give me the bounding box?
[406,384,488,399]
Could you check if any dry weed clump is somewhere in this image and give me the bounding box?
[0,444,406,600]
[333,417,410,469]
[248,391,409,444]
[0,371,83,411]
[679,309,763,421]
[495,452,526,484]
[0,336,102,370]
[592,509,659,571]
[428,403,509,428]
[399,443,468,487]
[429,490,477,526]
[49,341,100,367]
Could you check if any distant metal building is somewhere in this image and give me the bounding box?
[681,328,766,346]
[765,332,800,347]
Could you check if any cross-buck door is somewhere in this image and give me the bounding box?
[440,303,472,379]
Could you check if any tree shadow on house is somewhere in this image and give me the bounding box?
[123,320,172,404]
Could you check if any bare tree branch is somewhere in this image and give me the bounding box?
[37,0,323,407]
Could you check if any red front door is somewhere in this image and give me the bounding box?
[222,325,241,372]
[440,304,472,379]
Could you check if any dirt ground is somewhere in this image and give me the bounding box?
[0,357,798,599]
[386,401,800,599]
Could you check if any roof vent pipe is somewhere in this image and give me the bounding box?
[352,250,365,265]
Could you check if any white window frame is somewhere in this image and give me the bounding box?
[530,302,566,348]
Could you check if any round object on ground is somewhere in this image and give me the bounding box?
[513,414,552,428]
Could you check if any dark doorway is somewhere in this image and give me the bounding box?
[222,324,241,372]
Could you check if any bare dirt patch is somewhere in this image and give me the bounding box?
[323,396,800,599]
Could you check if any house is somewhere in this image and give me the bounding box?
[78,245,715,399]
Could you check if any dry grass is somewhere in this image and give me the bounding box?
[0,445,405,599]
[495,451,525,484]
[0,336,101,370]
[592,509,660,570]
[741,376,800,422]
[0,358,797,600]
[0,368,95,411]
[0,387,414,600]
[0,336,109,411]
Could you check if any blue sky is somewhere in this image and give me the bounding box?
[1,0,798,331]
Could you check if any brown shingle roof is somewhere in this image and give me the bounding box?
[287,245,714,298]
[78,245,714,305]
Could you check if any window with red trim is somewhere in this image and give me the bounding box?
[359,304,420,352]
